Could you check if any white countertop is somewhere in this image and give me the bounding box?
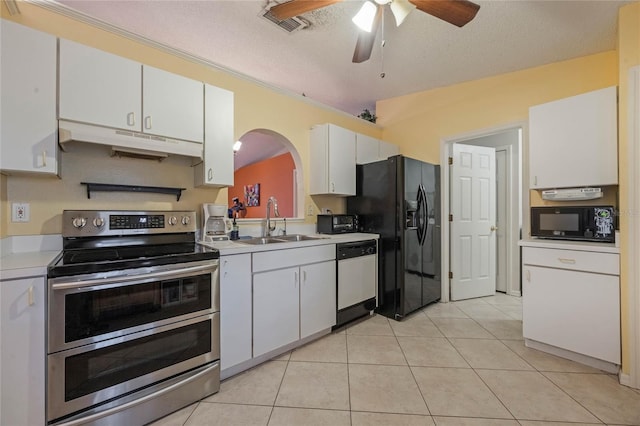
[519,238,620,254]
[199,233,379,256]
[0,234,62,280]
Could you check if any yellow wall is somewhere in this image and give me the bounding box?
[0,2,382,236]
[376,51,618,163]
[617,1,640,377]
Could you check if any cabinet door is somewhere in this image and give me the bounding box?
[300,261,336,338]
[379,140,399,160]
[59,39,141,131]
[529,87,618,189]
[196,84,234,187]
[328,125,356,195]
[220,254,252,371]
[143,66,204,143]
[522,264,620,364]
[0,277,46,426]
[0,20,57,175]
[356,133,380,165]
[253,267,300,357]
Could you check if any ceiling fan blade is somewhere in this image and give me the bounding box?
[409,0,480,27]
[352,5,382,63]
[269,0,342,21]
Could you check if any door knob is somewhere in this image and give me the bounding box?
[490,225,498,231]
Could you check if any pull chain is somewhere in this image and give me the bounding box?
[380,6,386,78]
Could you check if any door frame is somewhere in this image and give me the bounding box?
[440,121,528,302]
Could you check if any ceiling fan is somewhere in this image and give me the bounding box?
[269,0,480,63]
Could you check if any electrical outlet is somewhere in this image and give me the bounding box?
[307,205,314,216]
[11,202,30,222]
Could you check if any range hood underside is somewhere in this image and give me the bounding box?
[58,120,203,160]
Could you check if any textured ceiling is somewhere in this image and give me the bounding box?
[54,0,631,118]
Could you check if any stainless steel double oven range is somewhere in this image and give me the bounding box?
[47,210,220,426]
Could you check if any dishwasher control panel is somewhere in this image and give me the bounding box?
[336,240,377,260]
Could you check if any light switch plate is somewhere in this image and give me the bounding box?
[11,202,30,222]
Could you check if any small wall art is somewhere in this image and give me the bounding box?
[244,183,260,206]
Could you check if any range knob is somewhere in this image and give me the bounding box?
[168,216,178,226]
[93,217,105,228]
[181,216,190,226]
[72,217,87,229]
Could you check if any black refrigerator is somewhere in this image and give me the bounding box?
[347,155,441,320]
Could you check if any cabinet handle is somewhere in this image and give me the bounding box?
[41,150,47,168]
[144,116,152,129]
[525,269,530,282]
[127,112,136,126]
[303,271,307,282]
[331,182,335,192]
[294,271,298,289]
[533,176,537,186]
[208,168,213,181]
[28,286,34,306]
[558,257,576,264]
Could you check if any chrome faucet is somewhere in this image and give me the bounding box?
[265,196,280,236]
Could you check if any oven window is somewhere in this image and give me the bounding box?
[65,273,211,343]
[65,319,211,401]
[539,213,579,231]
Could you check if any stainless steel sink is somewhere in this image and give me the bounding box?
[237,234,327,245]
[238,237,285,245]
[275,234,326,242]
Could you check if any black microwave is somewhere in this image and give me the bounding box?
[530,206,615,243]
[317,214,358,234]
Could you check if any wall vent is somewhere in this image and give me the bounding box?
[262,7,310,33]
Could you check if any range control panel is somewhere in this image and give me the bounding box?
[62,210,196,237]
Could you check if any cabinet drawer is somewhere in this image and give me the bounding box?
[252,244,335,273]
[522,247,619,275]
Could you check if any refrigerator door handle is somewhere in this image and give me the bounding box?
[418,184,428,246]
[416,186,424,245]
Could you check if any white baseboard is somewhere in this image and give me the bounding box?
[525,339,620,375]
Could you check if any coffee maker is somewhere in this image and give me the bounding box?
[202,203,232,241]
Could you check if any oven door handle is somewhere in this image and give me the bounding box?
[50,263,218,291]
[56,362,219,426]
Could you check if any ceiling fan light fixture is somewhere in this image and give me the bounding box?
[352,1,378,32]
[390,0,415,26]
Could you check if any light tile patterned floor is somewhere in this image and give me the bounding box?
[149,293,640,426]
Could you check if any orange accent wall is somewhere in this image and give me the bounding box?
[229,153,295,218]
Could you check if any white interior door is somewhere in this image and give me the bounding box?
[495,148,508,293]
[450,143,497,301]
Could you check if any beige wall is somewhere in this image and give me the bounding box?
[0,174,6,238]
[617,1,640,377]
[0,2,382,236]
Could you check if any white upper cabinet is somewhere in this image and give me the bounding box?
[356,133,399,164]
[59,39,141,131]
[529,86,618,189]
[1,20,58,175]
[142,66,203,143]
[356,133,380,164]
[195,84,234,187]
[59,40,204,143]
[309,123,356,196]
[379,139,400,160]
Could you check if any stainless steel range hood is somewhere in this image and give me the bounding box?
[58,120,203,160]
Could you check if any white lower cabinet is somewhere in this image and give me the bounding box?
[300,261,336,339]
[522,245,620,365]
[253,267,301,357]
[0,276,46,426]
[252,245,336,358]
[220,254,252,372]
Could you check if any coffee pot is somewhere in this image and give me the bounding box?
[202,203,232,241]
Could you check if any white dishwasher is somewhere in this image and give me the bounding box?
[335,240,377,328]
